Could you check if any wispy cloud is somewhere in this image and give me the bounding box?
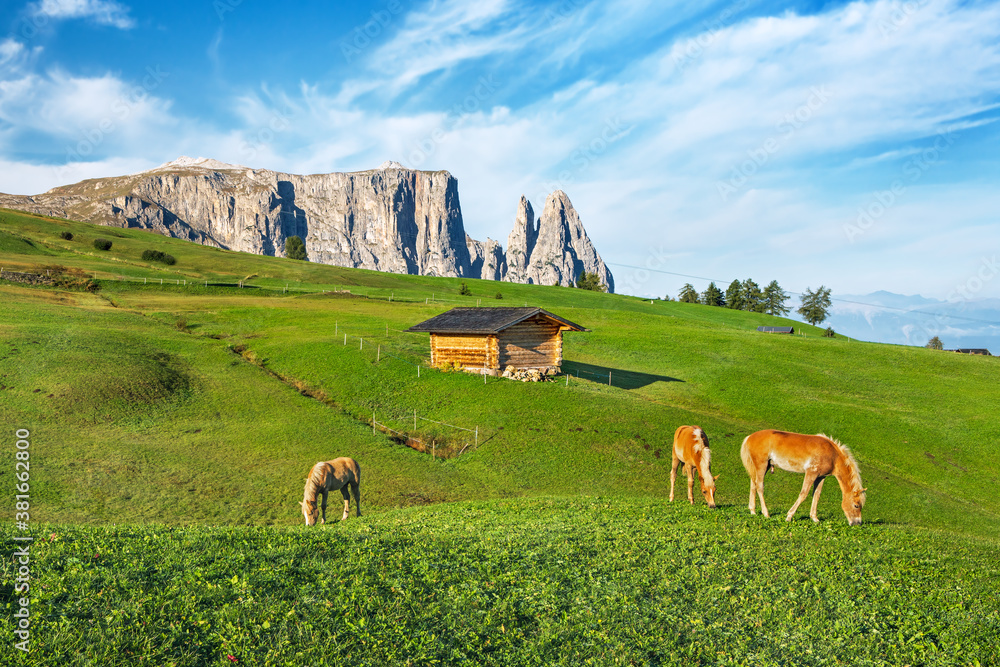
[32,0,135,29]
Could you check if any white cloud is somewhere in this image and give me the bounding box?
[0,39,26,66]
[32,0,135,29]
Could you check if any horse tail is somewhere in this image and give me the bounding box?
[739,434,754,473]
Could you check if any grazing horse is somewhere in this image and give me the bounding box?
[669,425,719,508]
[300,457,361,526]
[740,430,866,525]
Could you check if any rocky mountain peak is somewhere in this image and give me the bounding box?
[145,156,250,173]
[0,158,613,291]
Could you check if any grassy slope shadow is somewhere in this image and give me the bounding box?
[562,359,684,389]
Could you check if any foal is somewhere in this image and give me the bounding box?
[300,457,362,525]
[670,425,719,508]
[740,430,866,525]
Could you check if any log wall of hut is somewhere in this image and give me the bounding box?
[498,316,562,369]
[430,334,499,369]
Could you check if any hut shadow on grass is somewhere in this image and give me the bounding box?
[562,360,684,389]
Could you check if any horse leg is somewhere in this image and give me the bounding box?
[669,452,680,502]
[786,471,819,522]
[687,466,696,505]
[756,464,770,518]
[340,486,351,521]
[808,477,826,522]
[320,490,328,525]
[351,481,361,517]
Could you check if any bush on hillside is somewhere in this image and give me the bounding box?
[141,249,177,265]
[459,282,472,296]
[823,327,836,338]
[93,238,113,251]
[495,292,503,299]
[59,231,74,241]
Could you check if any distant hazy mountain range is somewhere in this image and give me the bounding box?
[825,291,1000,354]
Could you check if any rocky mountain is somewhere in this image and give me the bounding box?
[0,156,613,291]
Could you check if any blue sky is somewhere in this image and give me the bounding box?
[1,0,999,313]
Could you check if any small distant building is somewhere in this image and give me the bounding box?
[945,348,992,356]
[405,307,588,375]
[757,326,795,334]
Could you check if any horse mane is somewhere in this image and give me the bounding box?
[817,433,865,501]
[693,428,714,483]
[692,427,709,452]
[303,461,329,502]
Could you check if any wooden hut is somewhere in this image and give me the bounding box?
[405,307,588,375]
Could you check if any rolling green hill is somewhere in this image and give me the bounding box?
[2,207,997,665]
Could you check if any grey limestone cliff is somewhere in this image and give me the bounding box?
[0,156,613,290]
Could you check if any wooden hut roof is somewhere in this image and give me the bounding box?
[757,326,795,334]
[406,307,588,334]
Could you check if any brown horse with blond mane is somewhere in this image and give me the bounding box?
[670,425,719,508]
[740,429,866,525]
[300,457,361,526]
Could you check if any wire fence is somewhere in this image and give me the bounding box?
[67,271,534,307]
[372,409,480,458]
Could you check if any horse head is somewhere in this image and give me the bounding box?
[842,487,867,526]
[701,473,720,509]
[300,499,319,526]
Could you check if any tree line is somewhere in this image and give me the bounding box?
[675,280,832,325]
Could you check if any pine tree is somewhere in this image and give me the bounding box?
[284,235,308,261]
[763,280,790,316]
[678,283,699,303]
[741,279,764,312]
[701,282,724,307]
[576,271,606,292]
[798,286,833,325]
[725,280,744,310]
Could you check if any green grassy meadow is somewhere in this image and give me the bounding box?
[2,208,998,665]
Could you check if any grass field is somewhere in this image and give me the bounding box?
[3,499,999,666]
[2,208,998,665]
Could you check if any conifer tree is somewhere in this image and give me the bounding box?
[725,279,744,310]
[284,235,308,261]
[701,282,724,307]
[763,280,790,316]
[678,283,699,303]
[576,271,606,292]
[798,286,833,325]
[741,279,765,312]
